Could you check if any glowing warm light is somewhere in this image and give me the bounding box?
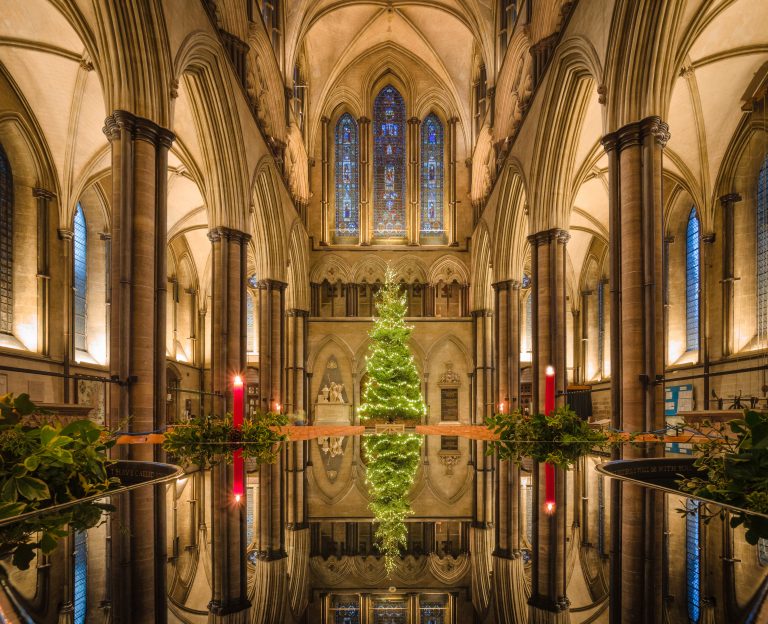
[235,494,242,503]
[234,375,243,387]
[545,501,556,515]
[274,402,282,413]
[545,365,555,376]
[499,402,505,414]
[544,366,556,514]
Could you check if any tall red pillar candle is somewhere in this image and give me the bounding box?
[233,375,244,428]
[544,365,556,514]
[233,375,244,502]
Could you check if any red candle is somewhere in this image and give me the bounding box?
[233,375,244,428]
[544,365,556,514]
[233,375,244,503]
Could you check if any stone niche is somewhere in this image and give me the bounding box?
[314,354,352,424]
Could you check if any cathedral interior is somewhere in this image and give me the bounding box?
[1,0,768,622]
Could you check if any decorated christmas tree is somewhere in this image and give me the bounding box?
[358,267,427,424]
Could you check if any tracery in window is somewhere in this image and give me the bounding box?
[73,204,88,352]
[0,143,12,335]
[247,291,258,355]
[373,85,406,239]
[686,499,701,624]
[420,114,444,238]
[335,114,359,240]
[686,207,700,351]
[758,155,768,339]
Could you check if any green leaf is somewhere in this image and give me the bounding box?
[15,476,50,501]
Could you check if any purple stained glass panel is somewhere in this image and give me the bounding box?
[335,113,359,239]
[420,114,444,237]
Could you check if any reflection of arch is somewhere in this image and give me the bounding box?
[428,254,470,285]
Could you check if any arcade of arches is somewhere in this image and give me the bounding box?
[0,0,768,623]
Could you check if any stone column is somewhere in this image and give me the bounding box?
[320,116,330,245]
[358,116,371,245]
[423,284,436,317]
[257,279,287,412]
[448,118,459,245]
[102,111,173,624]
[719,193,740,357]
[528,227,570,623]
[206,226,251,623]
[407,117,421,245]
[208,227,250,414]
[33,188,52,357]
[285,308,309,416]
[602,117,669,624]
[58,228,74,403]
[492,279,528,623]
[345,284,359,316]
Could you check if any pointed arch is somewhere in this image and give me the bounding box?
[250,160,288,281]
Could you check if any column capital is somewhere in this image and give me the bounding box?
[58,228,73,241]
[470,308,493,318]
[492,279,520,291]
[256,278,288,291]
[527,228,569,246]
[207,226,252,244]
[601,115,670,152]
[719,192,742,206]
[702,232,716,244]
[320,116,330,125]
[103,110,175,147]
[358,116,371,125]
[32,188,55,200]
[286,308,310,317]
[407,116,421,125]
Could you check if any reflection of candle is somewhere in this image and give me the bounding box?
[233,375,244,503]
[544,365,556,514]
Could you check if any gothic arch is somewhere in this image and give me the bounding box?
[287,221,310,311]
[493,162,529,283]
[250,160,288,281]
[428,254,470,286]
[470,223,493,311]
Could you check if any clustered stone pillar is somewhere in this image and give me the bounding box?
[285,308,309,416]
[407,116,421,244]
[602,116,669,624]
[207,226,251,623]
[447,117,459,245]
[252,278,289,624]
[358,116,371,245]
[320,116,330,245]
[528,228,570,624]
[33,188,52,357]
[719,193,740,357]
[103,110,174,623]
[492,279,528,623]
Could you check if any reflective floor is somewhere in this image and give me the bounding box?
[1,434,767,623]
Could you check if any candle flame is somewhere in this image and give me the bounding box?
[545,501,556,515]
[545,365,555,376]
[235,494,242,503]
[234,375,243,386]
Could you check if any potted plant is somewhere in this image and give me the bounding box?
[0,394,119,568]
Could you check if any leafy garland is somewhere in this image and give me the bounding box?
[0,394,119,568]
[162,411,287,468]
[358,267,427,424]
[678,409,768,544]
[486,405,609,469]
[363,433,422,574]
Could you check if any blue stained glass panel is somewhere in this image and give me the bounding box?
[73,530,87,624]
[333,600,360,624]
[525,289,532,353]
[373,86,406,238]
[686,499,701,624]
[0,144,12,335]
[74,204,88,352]
[335,114,359,239]
[420,114,444,237]
[420,597,447,624]
[372,599,407,624]
[758,156,768,338]
[686,208,700,351]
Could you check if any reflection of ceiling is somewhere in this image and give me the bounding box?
[287,1,493,141]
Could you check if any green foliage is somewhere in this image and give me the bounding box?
[0,393,118,569]
[363,433,422,574]
[162,411,288,468]
[358,268,427,424]
[486,405,609,470]
[678,410,768,544]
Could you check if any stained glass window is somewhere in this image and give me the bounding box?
[335,114,359,240]
[686,499,701,624]
[372,599,407,624]
[247,486,255,545]
[373,86,406,239]
[420,114,444,238]
[525,478,533,545]
[524,289,532,353]
[74,204,88,352]
[686,207,700,351]
[597,474,605,557]
[420,596,447,623]
[0,144,12,335]
[333,598,360,624]
[758,156,768,338]
[73,530,87,624]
